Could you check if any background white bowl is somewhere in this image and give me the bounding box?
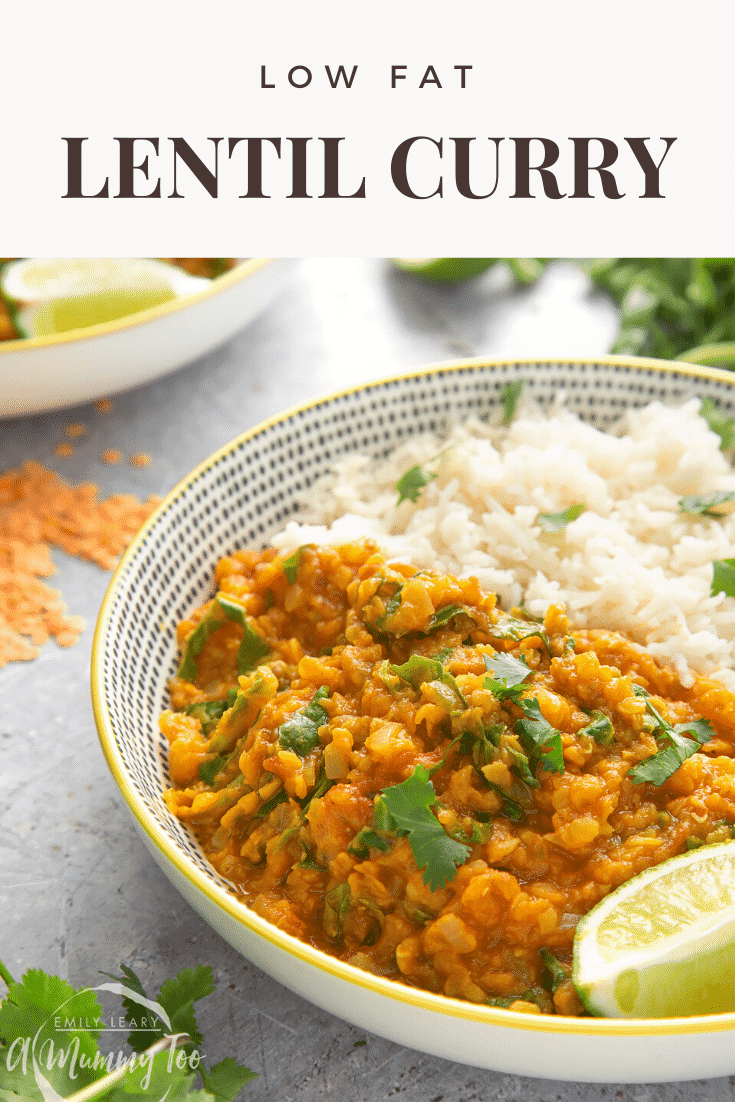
[0,258,296,418]
[92,356,735,1083]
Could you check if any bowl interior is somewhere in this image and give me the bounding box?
[94,356,735,1025]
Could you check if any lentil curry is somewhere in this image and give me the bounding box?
[162,541,735,1016]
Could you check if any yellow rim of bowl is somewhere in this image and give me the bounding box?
[0,258,273,351]
[92,354,735,1039]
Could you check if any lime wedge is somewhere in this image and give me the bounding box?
[1,258,211,338]
[573,842,735,1017]
[392,258,497,283]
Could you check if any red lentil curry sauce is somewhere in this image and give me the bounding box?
[162,542,735,1016]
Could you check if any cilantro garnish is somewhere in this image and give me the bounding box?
[426,602,475,632]
[700,397,735,451]
[580,712,615,745]
[395,463,436,505]
[501,379,524,425]
[380,587,403,623]
[377,766,471,891]
[323,883,352,940]
[199,753,229,785]
[711,558,735,598]
[537,503,586,532]
[628,685,715,785]
[390,654,468,707]
[186,698,231,737]
[539,948,569,993]
[178,595,269,681]
[489,612,550,651]
[679,490,735,516]
[256,787,288,818]
[278,686,329,757]
[348,827,391,859]
[514,698,565,775]
[0,959,256,1100]
[483,781,525,822]
[281,546,305,583]
[482,650,532,702]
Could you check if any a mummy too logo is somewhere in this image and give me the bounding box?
[5,978,195,1100]
[0,962,256,1100]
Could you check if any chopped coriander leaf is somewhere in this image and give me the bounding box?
[463,725,503,779]
[515,698,565,775]
[580,712,615,745]
[278,686,329,757]
[700,397,735,451]
[296,761,336,813]
[490,612,550,650]
[236,620,270,673]
[178,606,227,681]
[539,948,569,993]
[483,781,525,822]
[506,745,538,787]
[348,827,391,859]
[178,594,269,681]
[199,754,229,785]
[501,379,524,425]
[390,654,468,707]
[390,653,442,688]
[537,503,586,532]
[674,717,716,743]
[256,787,288,817]
[629,687,714,785]
[200,1058,259,1098]
[469,820,494,843]
[281,546,305,583]
[378,765,471,891]
[323,882,351,939]
[380,587,403,623]
[186,698,230,736]
[428,731,465,777]
[712,558,735,598]
[395,463,436,505]
[427,602,476,631]
[297,841,326,870]
[679,490,735,516]
[630,741,699,786]
[483,650,532,702]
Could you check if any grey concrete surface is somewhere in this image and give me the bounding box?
[2,259,730,1100]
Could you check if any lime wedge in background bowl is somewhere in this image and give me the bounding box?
[1,258,211,337]
[573,842,735,1017]
[392,258,497,283]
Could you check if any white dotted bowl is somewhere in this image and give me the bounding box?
[92,356,735,1083]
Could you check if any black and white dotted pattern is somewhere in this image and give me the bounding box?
[96,358,735,890]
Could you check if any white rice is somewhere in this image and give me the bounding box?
[271,396,735,691]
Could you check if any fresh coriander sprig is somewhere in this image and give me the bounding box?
[537,503,586,532]
[628,686,715,786]
[0,959,257,1101]
[395,463,437,505]
[679,491,735,517]
[712,558,735,599]
[377,766,471,891]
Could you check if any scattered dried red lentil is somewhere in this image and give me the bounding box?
[65,422,87,439]
[54,443,74,458]
[129,453,151,468]
[95,399,114,413]
[0,461,160,667]
[100,449,122,465]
